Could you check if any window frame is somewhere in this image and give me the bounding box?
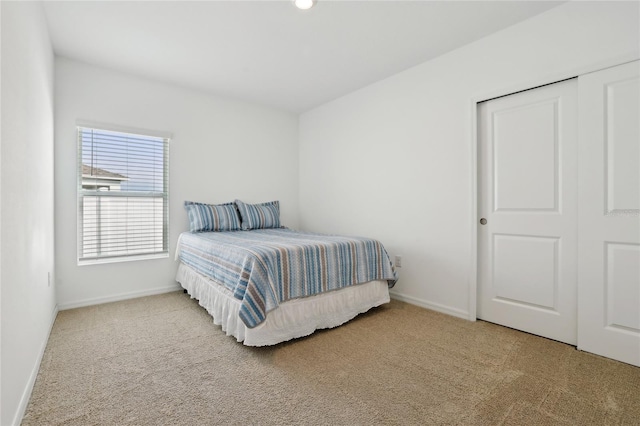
[76,121,171,265]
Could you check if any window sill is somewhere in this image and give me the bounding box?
[78,252,169,266]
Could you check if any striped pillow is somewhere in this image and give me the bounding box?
[184,201,241,232]
[235,200,281,230]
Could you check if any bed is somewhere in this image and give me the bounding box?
[175,200,397,346]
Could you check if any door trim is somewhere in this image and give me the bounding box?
[468,53,639,321]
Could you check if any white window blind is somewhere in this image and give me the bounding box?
[78,126,169,264]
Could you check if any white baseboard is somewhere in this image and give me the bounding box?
[389,291,470,320]
[58,284,182,311]
[13,303,59,426]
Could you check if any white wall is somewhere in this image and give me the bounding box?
[1,2,57,425]
[55,58,299,308]
[299,1,640,318]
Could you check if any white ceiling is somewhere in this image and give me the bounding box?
[43,1,564,113]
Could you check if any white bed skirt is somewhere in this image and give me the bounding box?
[175,262,390,346]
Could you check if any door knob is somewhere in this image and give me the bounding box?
[480,218,487,225]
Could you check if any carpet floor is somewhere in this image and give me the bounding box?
[23,291,640,425]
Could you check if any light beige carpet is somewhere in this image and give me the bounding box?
[23,292,640,425]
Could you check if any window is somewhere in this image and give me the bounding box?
[78,124,170,264]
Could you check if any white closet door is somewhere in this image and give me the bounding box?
[477,79,578,345]
[577,60,640,367]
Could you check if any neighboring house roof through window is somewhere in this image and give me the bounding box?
[81,164,129,181]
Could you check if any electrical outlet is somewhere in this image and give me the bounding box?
[395,255,402,268]
[48,272,51,287]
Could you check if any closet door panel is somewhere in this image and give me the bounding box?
[578,60,640,367]
[477,79,578,345]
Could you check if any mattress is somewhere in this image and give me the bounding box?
[175,228,397,328]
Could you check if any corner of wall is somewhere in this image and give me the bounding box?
[1,1,57,424]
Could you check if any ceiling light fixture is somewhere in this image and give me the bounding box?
[294,0,315,10]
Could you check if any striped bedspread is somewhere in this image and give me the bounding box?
[176,228,397,328]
